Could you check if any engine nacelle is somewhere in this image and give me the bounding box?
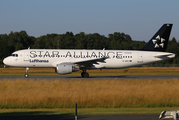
[55,64,79,74]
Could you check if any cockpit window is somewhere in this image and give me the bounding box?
[10,54,18,57]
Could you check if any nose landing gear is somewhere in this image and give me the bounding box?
[24,67,29,78]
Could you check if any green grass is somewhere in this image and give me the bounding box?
[0,67,179,76]
[1,69,179,76]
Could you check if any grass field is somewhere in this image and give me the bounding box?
[1,79,179,109]
[1,67,179,116]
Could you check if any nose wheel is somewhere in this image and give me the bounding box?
[24,67,29,78]
[24,74,29,78]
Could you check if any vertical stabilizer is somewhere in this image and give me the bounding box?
[142,24,173,52]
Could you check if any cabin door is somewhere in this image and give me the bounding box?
[24,51,29,61]
[138,53,143,63]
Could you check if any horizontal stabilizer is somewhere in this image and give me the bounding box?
[153,53,175,58]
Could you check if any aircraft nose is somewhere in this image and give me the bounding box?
[3,57,9,65]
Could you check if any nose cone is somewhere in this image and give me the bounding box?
[3,57,10,65]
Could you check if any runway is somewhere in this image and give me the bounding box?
[0,115,159,120]
[0,75,179,80]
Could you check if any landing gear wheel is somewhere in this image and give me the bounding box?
[84,72,89,78]
[24,74,29,78]
[81,72,84,77]
[81,72,89,78]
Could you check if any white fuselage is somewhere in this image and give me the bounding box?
[3,49,175,69]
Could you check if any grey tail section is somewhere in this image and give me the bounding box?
[141,24,173,52]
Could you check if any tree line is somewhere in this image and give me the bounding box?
[0,30,179,66]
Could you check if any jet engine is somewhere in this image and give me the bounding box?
[55,64,80,74]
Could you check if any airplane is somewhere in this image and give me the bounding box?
[3,24,175,78]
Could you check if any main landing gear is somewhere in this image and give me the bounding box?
[24,67,29,78]
[81,70,89,78]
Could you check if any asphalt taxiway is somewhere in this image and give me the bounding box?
[0,114,159,120]
[0,75,179,80]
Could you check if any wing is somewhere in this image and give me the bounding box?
[72,57,108,67]
[52,57,108,68]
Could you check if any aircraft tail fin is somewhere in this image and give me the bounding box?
[141,24,173,52]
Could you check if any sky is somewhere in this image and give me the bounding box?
[0,0,179,41]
